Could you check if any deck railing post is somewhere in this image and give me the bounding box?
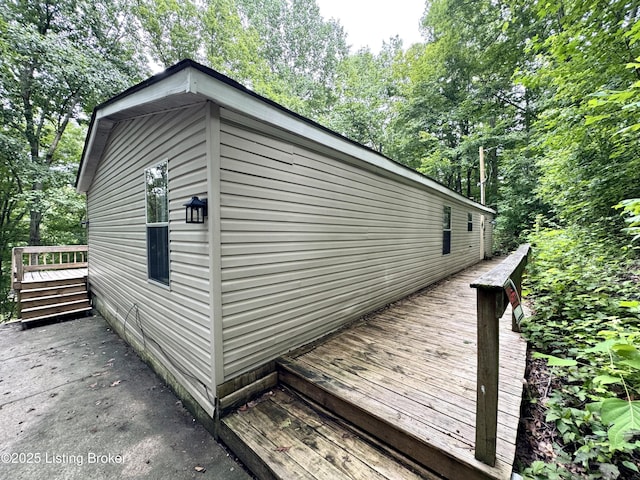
[12,247,24,289]
[475,286,501,466]
[471,243,531,466]
[12,247,24,319]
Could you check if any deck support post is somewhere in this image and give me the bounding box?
[471,243,531,466]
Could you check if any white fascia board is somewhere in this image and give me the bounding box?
[190,68,495,214]
[77,122,98,193]
[77,70,194,193]
[95,69,193,121]
[77,118,114,192]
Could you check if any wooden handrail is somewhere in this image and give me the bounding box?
[16,245,89,254]
[12,245,88,290]
[470,243,531,466]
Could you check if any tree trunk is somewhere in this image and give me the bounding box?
[487,117,498,208]
[29,209,42,246]
[489,148,498,208]
[29,180,43,246]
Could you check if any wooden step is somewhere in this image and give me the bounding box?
[20,276,87,291]
[21,299,91,320]
[20,306,92,328]
[220,386,439,480]
[277,358,499,480]
[20,283,88,300]
[21,291,89,310]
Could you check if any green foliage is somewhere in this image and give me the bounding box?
[522,224,640,477]
[601,398,640,451]
[616,199,640,244]
[522,459,574,480]
[201,0,270,86]
[0,131,27,321]
[494,148,548,252]
[0,0,148,246]
[0,0,147,319]
[532,352,577,367]
[516,0,640,230]
[134,0,202,66]
[135,0,349,120]
[322,39,403,153]
[236,0,349,118]
[382,0,542,216]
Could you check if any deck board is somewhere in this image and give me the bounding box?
[282,258,528,480]
[297,347,518,448]
[222,388,429,480]
[23,268,88,283]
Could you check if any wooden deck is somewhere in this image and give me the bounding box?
[222,259,528,480]
[11,246,90,325]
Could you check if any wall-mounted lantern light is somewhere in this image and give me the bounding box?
[184,196,208,224]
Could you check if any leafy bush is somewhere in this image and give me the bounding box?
[520,223,640,479]
[616,199,640,245]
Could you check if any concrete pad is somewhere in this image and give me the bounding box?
[0,316,251,480]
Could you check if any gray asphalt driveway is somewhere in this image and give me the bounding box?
[0,315,250,480]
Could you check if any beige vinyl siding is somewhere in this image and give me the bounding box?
[219,111,492,380]
[87,103,214,413]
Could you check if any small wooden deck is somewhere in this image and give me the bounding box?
[12,246,90,325]
[222,259,528,480]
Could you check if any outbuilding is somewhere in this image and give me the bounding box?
[76,59,495,422]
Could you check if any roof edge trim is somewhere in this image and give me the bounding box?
[77,59,495,215]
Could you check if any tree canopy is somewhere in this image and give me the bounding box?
[0,0,149,312]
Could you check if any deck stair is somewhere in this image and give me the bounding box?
[19,276,91,325]
[220,385,439,480]
[11,246,91,326]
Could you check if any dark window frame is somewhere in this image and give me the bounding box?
[468,213,473,232]
[145,160,170,287]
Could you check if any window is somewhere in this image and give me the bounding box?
[468,213,473,232]
[443,206,451,255]
[145,161,169,286]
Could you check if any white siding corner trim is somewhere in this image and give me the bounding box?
[206,101,224,389]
